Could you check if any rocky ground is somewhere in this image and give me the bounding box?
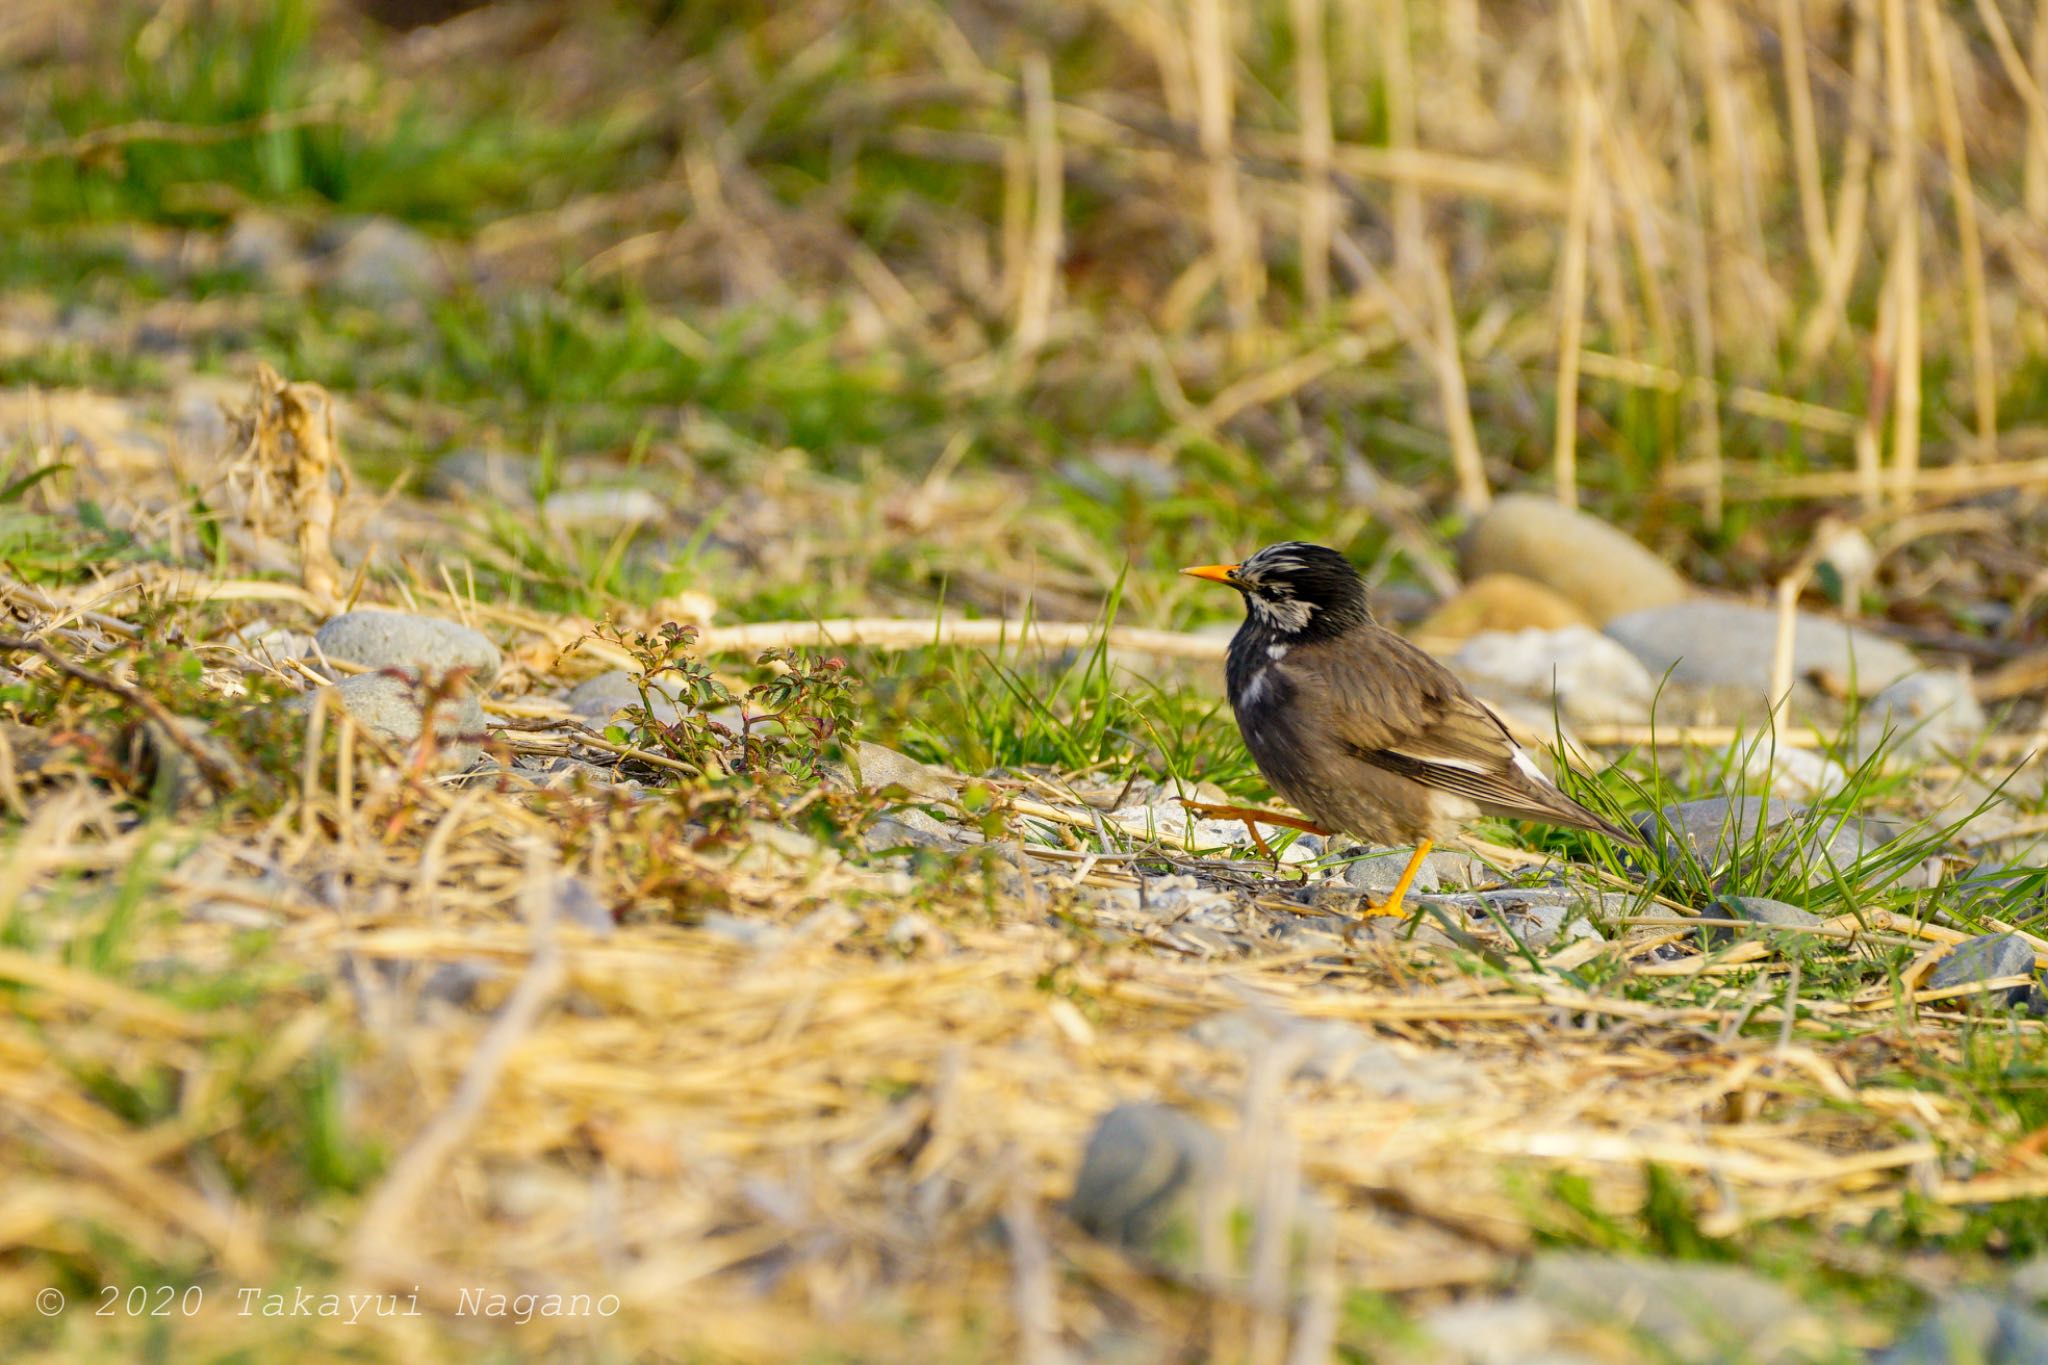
[3,344,2047,1363]
[7,3,2048,1357]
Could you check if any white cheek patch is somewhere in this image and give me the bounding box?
[1266,643,1289,660]
[1253,595,1316,634]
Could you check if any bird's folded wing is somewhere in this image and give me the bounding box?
[1299,630,1560,811]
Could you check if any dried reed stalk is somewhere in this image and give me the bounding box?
[1190,0,1259,334]
[1775,0,1832,276]
[1672,71,1725,529]
[1013,51,1063,357]
[1797,0,1878,369]
[1290,0,1333,315]
[700,616,1228,659]
[1917,0,1998,459]
[1551,0,1597,509]
[1381,0,1424,271]
[2033,0,2048,218]
[1882,0,1922,507]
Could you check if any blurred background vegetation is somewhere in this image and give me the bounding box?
[8,0,2047,621]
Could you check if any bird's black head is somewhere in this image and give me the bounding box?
[1181,541,1372,642]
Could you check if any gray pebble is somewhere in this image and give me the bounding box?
[1926,933,2043,1011]
[563,670,688,726]
[540,486,669,529]
[1526,1253,1824,1363]
[427,448,538,507]
[1606,599,1920,700]
[1856,670,1987,762]
[551,875,615,936]
[1187,1010,1471,1099]
[1708,895,1823,944]
[1635,797,1907,889]
[1067,1103,1223,1248]
[1452,624,1656,726]
[315,610,502,688]
[311,672,485,770]
[321,216,448,302]
[845,742,958,802]
[1874,1292,2048,1365]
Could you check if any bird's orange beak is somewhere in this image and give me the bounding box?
[1179,562,1240,585]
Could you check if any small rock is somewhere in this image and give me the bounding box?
[1707,894,1823,944]
[1875,1292,2048,1364]
[421,960,498,1009]
[1416,573,1594,645]
[861,810,969,851]
[1339,845,1486,897]
[563,670,688,726]
[1188,1011,1471,1098]
[1060,448,1180,501]
[1452,625,1656,726]
[2012,1255,2048,1303]
[1067,1103,1224,1248]
[312,672,486,770]
[1605,600,1920,701]
[1423,1297,1562,1365]
[428,448,538,507]
[694,911,782,949]
[1634,797,1904,889]
[1856,670,1987,762]
[552,875,616,936]
[1461,495,1693,624]
[314,610,502,688]
[540,486,669,529]
[322,216,448,301]
[1926,934,2043,1011]
[226,618,318,667]
[885,911,943,951]
[1526,1253,1826,1363]
[220,212,304,287]
[847,742,958,801]
[1703,740,1848,799]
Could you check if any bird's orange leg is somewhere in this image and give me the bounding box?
[1365,838,1433,919]
[1176,800,1329,860]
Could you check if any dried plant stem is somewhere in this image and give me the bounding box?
[1798,0,1877,367]
[1775,0,1833,275]
[1972,0,2048,218]
[1013,51,1063,357]
[1552,1,1597,509]
[1381,0,1424,269]
[1290,0,1333,315]
[2033,0,2048,218]
[1882,0,1922,507]
[1673,81,1725,529]
[1191,0,1259,335]
[1918,0,1998,458]
[1428,254,1493,515]
[701,617,1228,659]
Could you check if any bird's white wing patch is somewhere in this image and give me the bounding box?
[1384,746,1489,774]
[1240,667,1270,703]
[1510,745,1555,788]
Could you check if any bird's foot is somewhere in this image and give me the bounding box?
[1176,800,1329,863]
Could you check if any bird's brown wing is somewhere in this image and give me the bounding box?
[1290,627,1640,841]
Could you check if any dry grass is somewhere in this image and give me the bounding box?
[3,0,2048,1359]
